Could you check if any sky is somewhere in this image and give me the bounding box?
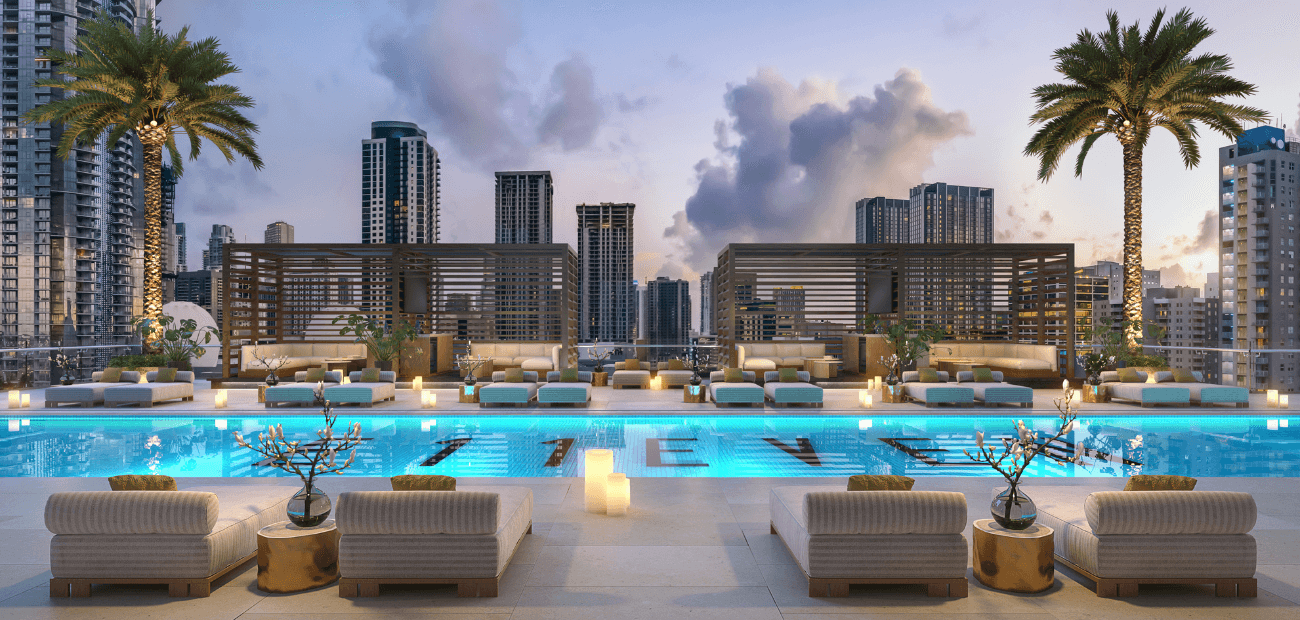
[155,0,1300,316]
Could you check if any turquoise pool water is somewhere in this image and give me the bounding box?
[1,414,1296,478]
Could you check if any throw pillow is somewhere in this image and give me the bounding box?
[778,367,800,383]
[972,367,994,383]
[723,368,744,383]
[108,474,178,491]
[504,368,524,383]
[100,367,123,383]
[559,367,580,383]
[624,359,640,371]
[1117,368,1142,383]
[359,367,382,383]
[917,368,940,383]
[1171,368,1195,383]
[154,367,178,383]
[847,475,915,491]
[390,475,456,491]
[1123,475,1197,491]
[664,359,685,370]
[304,367,327,383]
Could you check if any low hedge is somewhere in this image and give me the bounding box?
[107,354,168,370]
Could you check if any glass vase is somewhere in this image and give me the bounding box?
[991,485,1036,530]
[265,372,279,386]
[287,485,331,527]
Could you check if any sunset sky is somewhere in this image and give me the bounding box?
[156,0,1300,298]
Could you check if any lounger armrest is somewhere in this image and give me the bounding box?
[45,491,218,535]
[803,491,967,535]
[1085,491,1257,535]
[335,491,500,535]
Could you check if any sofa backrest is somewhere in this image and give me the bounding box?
[708,370,756,383]
[927,340,1059,371]
[294,370,344,383]
[45,491,218,535]
[1085,491,1257,535]
[763,370,811,383]
[802,490,966,535]
[92,370,141,383]
[334,491,500,535]
[491,370,538,383]
[901,370,949,383]
[1099,370,1147,383]
[146,370,195,383]
[348,370,397,383]
[955,370,1004,383]
[746,343,777,357]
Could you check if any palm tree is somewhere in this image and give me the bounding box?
[1025,8,1265,343]
[24,11,262,333]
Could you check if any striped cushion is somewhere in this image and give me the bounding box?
[1085,491,1257,535]
[335,491,500,535]
[802,490,966,535]
[46,491,218,535]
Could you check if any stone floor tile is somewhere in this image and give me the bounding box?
[1255,565,1300,605]
[0,563,263,620]
[1033,565,1300,619]
[742,529,795,566]
[239,614,510,620]
[779,614,1057,620]
[0,564,50,604]
[527,546,765,587]
[511,586,783,620]
[1255,530,1300,565]
[545,492,746,546]
[1254,493,1300,516]
[0,529,52,565]
[243,562,531,615]
[729,502,771,529]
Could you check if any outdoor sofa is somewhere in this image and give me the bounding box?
[1131,370,1247,408]
[922,341,1059,379]
[901,370,974,407]
[954,370,1033,408]
[611,360,652,389]
[46,484,297,597]
[44,370,141,408]
[538,370,592,407]
[479,370,539,407]
[762,370,823,407]
[708,370,763,407]
[264,370,344,407]
[1034,485,1257,597]
[769,486,968,597]
[335,486,534,597]
[736,342,826,372]
[238,342,369,379]
[1099,371,1191,407]
[471,342,562,372]
[103,371,195,407]
[654,360,696,387]
[323,370,396,407]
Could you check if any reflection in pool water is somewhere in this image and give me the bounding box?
[0,415,1295,478]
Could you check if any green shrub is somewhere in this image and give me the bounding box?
[107,354,168,369]
[1126,354,1168,368]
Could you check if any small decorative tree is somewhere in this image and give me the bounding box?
[675,344,717,386]
[454,340,489,385]
[862,315,946,375]
[333,314,421,372]
[52,350,79,385]
[131,314,217,370]
[248,346,291,386]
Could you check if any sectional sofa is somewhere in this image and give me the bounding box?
[471,342,562,372]
[736,342,827,372]
[921,341,1059,379]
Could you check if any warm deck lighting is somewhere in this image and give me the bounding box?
[606,473,629,516]
[214,389,228,408]
[650,376,663,390]
[421,391,437,408]
[584,449,614,513]
[874,376,883,388]
[342,376,351,385]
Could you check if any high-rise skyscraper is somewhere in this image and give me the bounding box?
[175,223,188,273]
[855,197,910,243]
[265,221,294,244]
[576,203,635,342]
[496,171,553,244]
[204,225,234,270]
[1080,261,1161,306]
[1218,124,1300,392]
[1144,286,1213,379]
[645,277,691,358]
[0,2,157,368]
[699,271,714,335]
[361,121,440,244]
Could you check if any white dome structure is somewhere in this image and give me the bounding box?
[161,301,220,368]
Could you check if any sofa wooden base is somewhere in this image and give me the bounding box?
[335,396,396,408]
[44,401,97,408]
[339,522,531,598]
[770,523,967,598]
[768,401,823,408]
[106,396,195,408]
[49,552,255,598]
[1056,555,1257,598]
[1199,402,1249,408]
[540,402,589,408]
[714,402,762,408]
[480,401,534,408]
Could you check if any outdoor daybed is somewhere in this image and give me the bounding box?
[479,370,539,407]
[1034,485,1257,597]
[323,370,396,407]
[654,360,695,388]
[103,370,195,407]
[901,371,974,407]
[1146,370,1247,408]
[736,342,826,372]
[708,370,763,407]
[954,370,1033,408]
[922,340,1059,379]
[538,370,592,407]
[769,486,968,597]
[335,486,534,597]
[46,484,297,597]
[762,370,823,407]
[44,370,141,408]
[611,360,652,389]
[264,370,344,407]
[1099,371,1191,407]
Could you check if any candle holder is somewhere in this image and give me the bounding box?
[584,449,614,514]
[1268,389,1279,408]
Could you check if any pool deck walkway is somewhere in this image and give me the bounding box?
[0,474,1297,619]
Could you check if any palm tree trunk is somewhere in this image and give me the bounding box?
[1121,141,1143,345]
[142,139,164,326]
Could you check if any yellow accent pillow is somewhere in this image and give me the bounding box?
[390,475,456,491]
[504,368,524,383]
[1171,368,1196,383]
[847,475,915,491]
[100,367,123,383]
[559,368,580,383]
[1117,368,1142,383]
[360,367,382,383]
[972,367,994,383]
[108,474,178,491]
[664,359,685,370]
[154,367,178,383]
[1124,475,1197,491]
[917,368,940,383]
[723,368,744,383]
[778,368,800,383]
[623,359,640,371]
[304,367,327,383]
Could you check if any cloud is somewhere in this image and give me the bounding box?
[1039,210,1054,224]
[941,14,980,36]
[537,55,604,150]
[664,67,971,269]
[1153,209,1216,263]
[995,183,1054,242]
[616,93,651,113]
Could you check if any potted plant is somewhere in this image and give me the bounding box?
[52,350,79,385]
[1077,353,1115,385]
[862,315,946,377]
[233,384,363,527]
[964,381,1082,529]
[333,314,421,373]
[130,314,216,372]
[675,344,715,387]
[249,346,291,386]
[1082,318,1168,374]
[589,339,614,386]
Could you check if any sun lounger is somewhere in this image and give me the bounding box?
[44,371,142,407]
[103,371,195,407]
[1099,371,1190,407]
[264,370,344,407]
[954,370,1033,408]
[901,371,974,407]
[708,370,763,407]
[538,370,592,407]
[479,371,539,407]
[762,370,823,407]
[323,370,396,407]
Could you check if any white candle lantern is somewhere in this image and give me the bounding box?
[606,473,630,516]
[342,375,351,384]
[1282,394,1291,409]
[412,376,423,391]
[650,376,663,390]
[7,390,17,409]
[859,390,873,408]
[874,376,883,388]
[20,394,29,408]
[421,390,437,408]
[1268,390,1279,407]
[214,389,228,409]
[584,449,614,514]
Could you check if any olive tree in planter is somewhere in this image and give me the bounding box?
[332,314,421,373]
[131,314,217,372]
[860,315,946,380]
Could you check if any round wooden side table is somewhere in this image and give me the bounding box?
[257,520,340,593]
[972,518,1054,592]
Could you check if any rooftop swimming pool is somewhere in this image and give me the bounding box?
[1,414,1296,478]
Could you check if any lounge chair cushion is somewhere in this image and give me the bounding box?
[391,475,456,491]
[100,367,123,383]
[1123,475,1197,492]
[972,367,994,383]
[847,475,915,491]
[1085,491,1256,535]
[1117,368,1143,383]
[304,367,327,383]
[1171,368,1195,383]
[360,367,382,383]
[155,367,177,382]
[108,475,177,492]
[801,490,965,535]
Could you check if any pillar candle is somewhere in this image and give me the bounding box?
[606,473,630,516]
[584,449,614,514]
